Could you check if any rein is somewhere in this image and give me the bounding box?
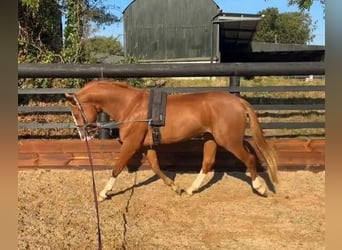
[73,94,103,250]
[84,132,103,250]
[83,119,153,132]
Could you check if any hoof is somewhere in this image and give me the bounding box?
[171,184,182,195]
[98,190,109,202]
[254,186,268,197]
[184,189,194,196]
[97,195,107,202]
[183,186,197,196]
[252,177,268,197]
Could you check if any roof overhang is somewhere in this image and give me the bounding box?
[212,12,262,45]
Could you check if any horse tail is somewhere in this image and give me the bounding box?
[239,98,279,184]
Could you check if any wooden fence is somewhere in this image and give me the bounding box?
[18,138,325,171]
[18,62,325,133]
[18,62,325,170]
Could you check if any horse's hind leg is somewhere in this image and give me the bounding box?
[145,149,182,194]
[221,141,268,196]
[242,150,268,196]
[185,138,217,195]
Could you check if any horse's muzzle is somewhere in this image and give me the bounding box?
[76,126,94,141]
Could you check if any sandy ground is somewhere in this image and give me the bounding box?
[18,168,325,250]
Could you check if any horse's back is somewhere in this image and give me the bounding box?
[167,91,243,114]
[155,91,246,143]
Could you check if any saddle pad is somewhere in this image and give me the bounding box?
[147,88,168,127]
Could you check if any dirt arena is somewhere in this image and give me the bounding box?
[18,168,325,250]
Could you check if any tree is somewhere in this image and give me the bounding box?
[265,0,325,10]
[19,0,119,64]
[84,36,123,63]
[61,0,86,63]
[254,8,315,44]
[287,0,325,10]
[60,0,120,63]
[18,0,120,88]
[18,0,62,63]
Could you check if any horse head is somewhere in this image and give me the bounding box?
[65,92,99,141]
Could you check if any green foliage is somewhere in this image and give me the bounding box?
[287,0,325,10]
[288,0,313,10]
[85,36,122,55]
[19,0,63,88]
[119,55,141,65]
[84,36,122,63]
[62,0,86,63]
[264,0,325,10]
[19,0,120,89]
[85,5,119,27]
[254,8,315,44]
[19,0,62,54]
[21,0,41,12]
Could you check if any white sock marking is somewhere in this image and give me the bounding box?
[99,177,116,198]
[187,170,207,194]
[252,176,267,195]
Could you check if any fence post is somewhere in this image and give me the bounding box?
[229,76,240,96]
[97,112,110,139]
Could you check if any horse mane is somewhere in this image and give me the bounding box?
[108,81,131,89]
[76,80,146,103]
[80,80,132,93]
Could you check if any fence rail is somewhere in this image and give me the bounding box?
[18,85,325,95]
[17,104,325,114]
[17,122,325,130]
[18,62,325,78]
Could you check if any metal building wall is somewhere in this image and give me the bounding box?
[123,0,220,61]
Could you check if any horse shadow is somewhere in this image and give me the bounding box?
[107,140,276,199]
[105,173,160,199]
[196,166,275,196]
[202,169,276,194]
[105,156,178,199]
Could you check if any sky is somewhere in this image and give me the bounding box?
[94,0,325,46]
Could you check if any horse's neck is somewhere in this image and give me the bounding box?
[97,87,143,121]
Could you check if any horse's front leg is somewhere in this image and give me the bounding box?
[98,142,140,202]
[185,139,217,195]
[145,149,182,194]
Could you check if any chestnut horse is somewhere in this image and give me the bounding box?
[65,80,278,201]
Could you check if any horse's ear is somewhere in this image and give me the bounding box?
[65,93,76,105]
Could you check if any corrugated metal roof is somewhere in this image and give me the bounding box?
[123,0,221,13]
[213,12,261,45]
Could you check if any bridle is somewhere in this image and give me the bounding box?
[72,94,100,139]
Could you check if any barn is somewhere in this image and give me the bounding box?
[123,0,221,62]
[123,0,324,63]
